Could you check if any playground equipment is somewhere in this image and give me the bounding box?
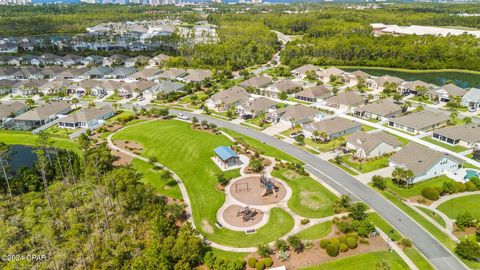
[260,174,278,197]
[236,206,258,223]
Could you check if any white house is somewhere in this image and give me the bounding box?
[58,106,115,129]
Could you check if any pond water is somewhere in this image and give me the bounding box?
[7,145,38,171]
[343,68,480,89]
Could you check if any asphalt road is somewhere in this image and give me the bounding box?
[170,110,468,270]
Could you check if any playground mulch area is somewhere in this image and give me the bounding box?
[222,205,264,227]
[230,176,287,205]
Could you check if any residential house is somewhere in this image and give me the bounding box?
[389,143,462,183]
[428,84,466,102]
[432,124,480,148]
[294,85,333,103]
[354,99,402,121]
[303,116,361,140]
[0,42,17,53]
[236,97,278,117]
[291,64,321,79]
[346,131,402,159]
[268,104,321,126]
[56,68,89,80]
[148,54,170,66]
[388,110,449,134]
[158,68,187,80]
[62,55,84,67]
[106,67,137,79]
[81,55,104,66]
[71,80,103,96]
[118,80,157,98]
[58,105,114,129]
[397,80,435,95]
[323,91,364,112]
[143,81,185,100]
[39,79,73,95]
[366,75,404,91]
[181,69,212,83]
[264,79,302,97]
[125,56,150,67]
[206,86,249,111]
[40,54,63,66]
[82,66,113,79]
[239,76,272,91]
[128,67,162,80]
[318,67,346,83]
[104,54,129,66]
[0,79,17,94]
[9,101,71,130]
[13,80,48,95]
[0,101,28,124]
[461,88,480,111]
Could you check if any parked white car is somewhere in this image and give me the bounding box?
[178,113,189,120]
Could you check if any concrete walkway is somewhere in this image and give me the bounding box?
[340,114,480,168]
[410,202,455,234]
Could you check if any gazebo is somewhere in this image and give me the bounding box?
[214,146,239,169]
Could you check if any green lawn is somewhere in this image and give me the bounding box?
[417,206,447,228]
[437,194,480,219]
[221,129,301,164]
[301,251,409,270]
[385,132,410,146]
[295,221,332,240]
[272,168,338,218]
[280,126,302,137]
[403,247,435,270]
[207,208,295,247]
[44,124,80,136]
[328,159,359,176]
[384,175,451,199]
[361,124,376,132]
[210,248,247,261]
[107,110,134,123]
[305,137,347,153]
[339,154,389,174]
[288,96,312,105]
[245,115,272,129]
[0,131,79,152]
[422,137,469,153]
[409,96,433,105]
[367,212,401,241]
[131,159,182,200]
[112,120,293,247]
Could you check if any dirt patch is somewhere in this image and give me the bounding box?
[408,195,433,205]
[202,220,214,234]
[453,226,476,238]
[112,149,133,166]
[283,170,301,180]
[244,157,272,174]
[265,236,388,270]
[222,205,264,228]
[299,191,324,210]
[230,176,287,206]
[114,140,143,151]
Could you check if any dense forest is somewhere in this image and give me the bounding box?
[0,133,241,269]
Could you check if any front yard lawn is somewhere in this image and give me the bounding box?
[437,194,480,219]
[305,137,347,153]
[44,124,81,136]
[339,154,389,174]
[409,96,433,104]
[245,115,272,129]
[422,137,469,153]
[384,175,451,199]
[272,168,338,218]
[0,130,79,152]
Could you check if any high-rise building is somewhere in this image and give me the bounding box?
[0,0,32,5]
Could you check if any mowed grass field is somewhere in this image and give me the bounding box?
[112,120,295,247]
[437,194,480,219]
[301,251,409,270]
[0,131,79,152]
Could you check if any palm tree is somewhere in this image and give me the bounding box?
[312,130,320,142]
[71,98,79,109]
[463,117,473,124]
[112,103,118,113]
[319,131,328,142]
[25,98,35,109]
[449,111,458,125]
[402,101,411,113]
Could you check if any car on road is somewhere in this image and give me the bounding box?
[178,113,189,120]
[241,114,253,120]
[469,107,477,113]
[290,132,304,139]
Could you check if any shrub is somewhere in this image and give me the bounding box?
[347,237,358,249]
[337,221,353,233]
[348,202,369,221]
[466,181,477,191]
[434,186,443,194]
[339,243,349,252]
[277,250,290,261]
[347,232,358,240]
[248,257,258,268]
[338,235,348,244]
[319,239,331,249]
[442,181,457,194]
[326,244,339,257]
[304,239,313,250]
[255,261,265,270]
[330,238,341,248]
[372,175,387,190]
[301,218,310,225]
[351,220,376,237]
[421,187,440,201]
[359,238,369,244]
[256,243,271,258]
[455,238,480,260]
[287,235,303,252]
[401,238,412,248]
[470,176,480,189]
[456,212,475,230]
[262,258,273,267]
[274,239,288,252]
[454,182,466,193]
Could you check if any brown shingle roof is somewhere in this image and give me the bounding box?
[347,131,401,154]
[355,100,402,117]
[306,116,361,136]
[433,124,480,144]
[325,91,364,107]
